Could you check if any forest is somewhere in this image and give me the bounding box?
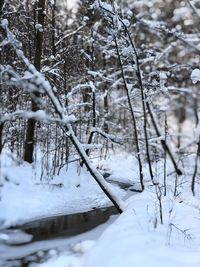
[0,0,200,266]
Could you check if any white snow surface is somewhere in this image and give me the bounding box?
[0,151,125,228]
[37,189,200,267]
[83,191,200,267]
[1,151,200,267]
[191,68,200,84]
[38,255,81,267]
[93,152,142,185]
[35,154,200,267]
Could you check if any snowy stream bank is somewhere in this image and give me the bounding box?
[1,152,200,267]
[0,206,119,266]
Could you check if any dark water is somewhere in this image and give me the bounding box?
[21,206,118,241]
[0,206,118,267]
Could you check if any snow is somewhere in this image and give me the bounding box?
[0,19,8,29]
[94,153,141,185]
[97,1,114,13]
[62,114,77,123]
[0,230,33,245]
[173,7,192,21]
[0,214,118,261]
[122,19,130,27]
[82,189,200,267]
[1,12,200,267]
[73,240,95,254]
[38,255,81,267]
[67,0,78,10]
[35,24,43,32]
[36,186,200,267]
[3,19,127,213]
[33,187,200,267]
[30,153,200,267]
[0,110,77,125]
[66,124,127,212]
[0,150,126,229]
[159,71,169,93]
[0,151,200,267]
[48,0,55,6]
[191,68,200,84]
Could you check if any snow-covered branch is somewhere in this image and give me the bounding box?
[0,18,126,213]
[0,110,76,124]
[90,127,124,145]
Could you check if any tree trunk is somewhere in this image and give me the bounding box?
[0,0,4,16]
[24,0,46,163]
[114,35,144,191]
[0,0,4,154]
[0,122,4,153]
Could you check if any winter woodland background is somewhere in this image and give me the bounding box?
[0,0,200,266]
[0,0,200,184]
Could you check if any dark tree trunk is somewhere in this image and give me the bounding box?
[0,123,4,153]
[24,0,46,163]
[0,0,4,154]
[103,54,109,134]
[114,35,144,191]
[191,95,199,196]
[0,0,4,16]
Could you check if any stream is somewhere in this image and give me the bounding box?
[0,206,119,267]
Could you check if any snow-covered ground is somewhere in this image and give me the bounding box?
[35,153,200,267]
[0,150,126,228]
[0,214,118,263]
[36,188,200,267]
[1,150,200,267]
[82,191,200,267]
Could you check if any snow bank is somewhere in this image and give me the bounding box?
[0,151,125,228]
[34,153,200,267]
[35,188,200,267]
[38,255,81,267]
[83,190,200,267]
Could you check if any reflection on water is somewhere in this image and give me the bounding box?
[22,206,118,240]
[0,206,118,266]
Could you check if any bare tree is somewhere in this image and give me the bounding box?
[24,0,46,163]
